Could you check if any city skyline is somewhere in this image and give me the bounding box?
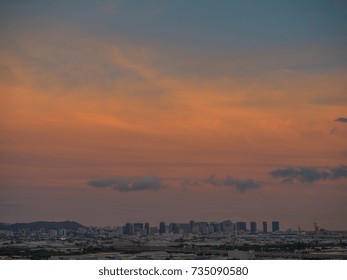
[1,1,347,231]
[2,218,339,233]
[1,218,284,233]
[2,219,345,260]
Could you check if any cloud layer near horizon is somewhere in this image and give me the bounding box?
[206,175,262,193]
[270,166,347,183]
[89,174,262,193]
[89,164,347,194]
[88,176,164,192]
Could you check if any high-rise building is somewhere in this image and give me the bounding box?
[189,220,195,232]
[221,220,233,233]
[124,223,134,235]
[145,223,150,234]
[211,222,221,233]
[199,222,209,235]
[58,229,66,237]
[49,229,58,238]
[263,221,268,233]
[272,221,280,232]
[178,223,191,234]
[250,222,257,233]
[236,221,247,233]
[169,223,179,234]
[159,222,166,234]
[134,223,143,234]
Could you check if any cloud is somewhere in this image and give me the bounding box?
[205,174,221,186]
[131,176,163,191]
[223,176,262,193]
[269,165,347,183]
[335,117,347,123]
[205,175,261,193]
[330,166,347,178]
[90,174,262,193]
[88,175,164,192]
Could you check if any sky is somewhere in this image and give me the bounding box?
[1,0,347,230]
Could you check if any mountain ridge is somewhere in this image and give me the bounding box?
[0,221,86,230]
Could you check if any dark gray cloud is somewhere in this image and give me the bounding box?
[205,175,262,193]
[223,176,262,193]
[88,175,164,192]
[330,166,347,178]
[335,117,347,123]
[205,174,221,186]
[270,166,347,183]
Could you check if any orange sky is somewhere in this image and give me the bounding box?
[1,0,347,230]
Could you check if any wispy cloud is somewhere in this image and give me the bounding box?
[204,174,262,193]
[89,174,261,193]
[88,175,164,192]
[269,165,347,183]
[205,174,221,186]
[223,176,262,193]
[335,117,347,123]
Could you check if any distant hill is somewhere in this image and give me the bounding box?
[0,223,11,229]
[0,221,86,231]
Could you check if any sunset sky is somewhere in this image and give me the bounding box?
[1,0,347,230]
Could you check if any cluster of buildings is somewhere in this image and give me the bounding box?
[122,220,280,236]
[0,220,281,241]
[1,219,346,260]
